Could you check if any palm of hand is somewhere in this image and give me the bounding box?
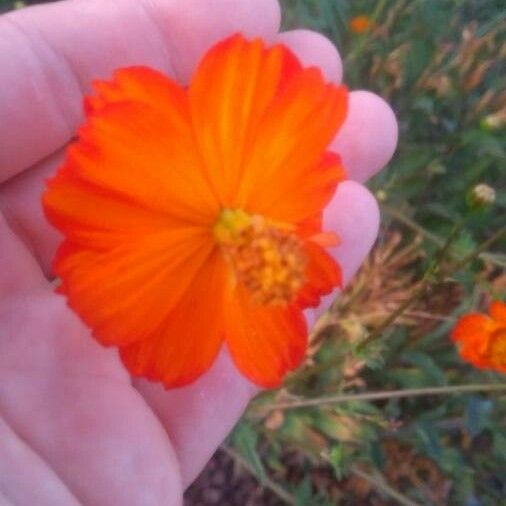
[0,1,397,504]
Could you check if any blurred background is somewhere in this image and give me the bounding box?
[2,0,505,504]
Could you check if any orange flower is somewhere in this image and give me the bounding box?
[43,34,348,388]
[451,301,506,373]
[350,15,374,34]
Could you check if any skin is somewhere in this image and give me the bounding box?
[0,0,398,504]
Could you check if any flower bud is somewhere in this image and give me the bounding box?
[480,111,506,131]
[376,189,387,202]
[350,15,374,34]
[466,183,496,210]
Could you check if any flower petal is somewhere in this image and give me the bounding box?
[451,314,492,368]
[85,66,180,114]
[119,250,228,387]
[224,285,307,387]
[256,151,347,225]
[297,240,342,307]
[188,34,347,220]
[44,174,177,250]
[48,68,219,226]
[490,301,506,323]
[238,66,348,219]
[55,228,214,346]
[188,34,302,205]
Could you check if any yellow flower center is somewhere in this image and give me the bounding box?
[213,209,306,305]
[487,328,506,368]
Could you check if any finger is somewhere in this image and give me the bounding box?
[1,375,184,506]
[332,90,398,183]
[327,181,380,283]
[0,151,62,275]
[0,417,80,506]
[137,349,256,487]
[273,30,397,182]
[138,181,379,487]
[0,210,47,294]
[305,180,380,327]
[0,491,13,506]
[152,0,281,83]
[276,29,343,83]
[0,296,183,505]
[0,0,281,181]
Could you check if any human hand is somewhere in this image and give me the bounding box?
[0,1,397,504]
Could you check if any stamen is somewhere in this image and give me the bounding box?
[213,209,307,305]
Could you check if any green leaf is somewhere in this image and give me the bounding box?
[492,432,506,462]
[464,397,494,437]
[294,477,313,506]
[450,230,478,259]
[231,422,266,482]
[369,440,385,469]
[329,443,345,480]
[387,367,434,388]
[439,448,465,475]
[415,420,442,460]
[419,0,452,35]
[402,351,447,385]
[405,38,434,86]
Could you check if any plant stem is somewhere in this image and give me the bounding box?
[357,281,427,350]
[356,219,462,351]
[221,445,296,505]
[382,205,445,247]
[382,206,505,267]
[450,225,505,272]
[262,384,506,411]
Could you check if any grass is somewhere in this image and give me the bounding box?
[2,0,505,504]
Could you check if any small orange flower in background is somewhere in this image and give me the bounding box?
[350,15,374,34]
[43,35,349,388]
[451,301,506,373]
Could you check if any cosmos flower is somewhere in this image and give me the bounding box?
[43,34,349,388]
[350,15,374,34]
[451,300,506,373]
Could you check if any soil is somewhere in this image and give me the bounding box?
[184,450,283,506]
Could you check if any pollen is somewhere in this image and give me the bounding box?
[213,209,307,305]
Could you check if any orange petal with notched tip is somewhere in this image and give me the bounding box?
[257,150,346,226]
[119,250,228,387]
[297,239,343,308]
[54,228,213,347]
[57,73,218,225]
[85,66,181,114]
[224,285,307,388]
[237,70,348,217]
[189,35,303,205]
[188,34,347,218]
